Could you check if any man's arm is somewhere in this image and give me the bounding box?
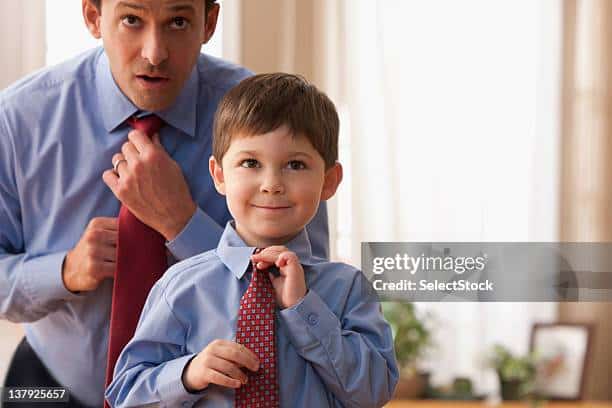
[278,271,399,407]
[0,116,81,322]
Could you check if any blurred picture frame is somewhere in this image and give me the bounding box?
[529,323,594,400]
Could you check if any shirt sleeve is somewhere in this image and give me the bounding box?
[0,112,81,323]
[105,280,206,408]
[278,273,399,408]
[165,207,223,261]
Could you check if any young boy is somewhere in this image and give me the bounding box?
[105,73,398,407]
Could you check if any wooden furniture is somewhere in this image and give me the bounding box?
[386,401,612,408]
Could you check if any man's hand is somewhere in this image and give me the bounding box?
[102,130,197,241]
[62,217,118,293]
[251,246,307,309]
[182,339,260,392]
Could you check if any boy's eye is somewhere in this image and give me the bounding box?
[170,17,190,30]
[240,159,260,168]
[121,15,142,27]
[287,160,306,170]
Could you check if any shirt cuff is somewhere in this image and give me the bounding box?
[279,289,340,351]
[157,354,207,407]
[22,251,83,307]
[165,208,223,261]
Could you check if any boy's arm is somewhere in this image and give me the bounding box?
[105,282,204,408]
[278,271,399,408]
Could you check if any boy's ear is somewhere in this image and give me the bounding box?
[209,156,226,195]
[320,162,343,201]
[82,0,102,39]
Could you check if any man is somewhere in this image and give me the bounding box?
[0,1,328,407]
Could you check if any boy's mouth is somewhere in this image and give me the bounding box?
[252,204,292,210]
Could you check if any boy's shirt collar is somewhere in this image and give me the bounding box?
[216,221,315,279]
[96,50,198,137]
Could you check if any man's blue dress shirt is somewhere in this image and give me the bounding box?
[105,222,398,407]
[0,48,329,407]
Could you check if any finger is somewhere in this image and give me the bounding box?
[92,243,117,262]
[121,141,140,162]
[207,355,248,385]
[127,129,154,155]
[251,249,284,264]
[97,261,116,279]
[276,251,299,268]
[88,217,119,231]
[97,229,118,244]
[111,153,128,177]
[216,341,259,372]
[102,169,120,193]
[206,368,242,389]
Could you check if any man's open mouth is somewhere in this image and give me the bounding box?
[136,75,169,83]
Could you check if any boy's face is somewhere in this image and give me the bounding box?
[210,126,342,247]
[83,0,218,111]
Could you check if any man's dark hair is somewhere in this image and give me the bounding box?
[90,0,217,13]
[213,73,340,169]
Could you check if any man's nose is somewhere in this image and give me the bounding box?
[141,27,168,67]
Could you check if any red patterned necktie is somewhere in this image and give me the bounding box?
[235,249,279,408]
[104,115,167,407]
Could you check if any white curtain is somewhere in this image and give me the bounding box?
[0,0,45,89]
[332,0,563,394]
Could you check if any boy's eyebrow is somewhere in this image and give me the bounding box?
[236,150,315,159]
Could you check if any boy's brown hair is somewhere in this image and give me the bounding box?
[213,73,339,168]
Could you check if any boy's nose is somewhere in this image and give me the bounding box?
[260,177,285,194]
[141,28,168,66]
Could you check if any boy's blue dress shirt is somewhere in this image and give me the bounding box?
[0,48,329,407]
[106,222,398,407]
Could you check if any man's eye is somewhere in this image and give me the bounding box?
[287,160,306,170]
[240,159,259,168]
[170,17,190,29]
[121,15,142,27]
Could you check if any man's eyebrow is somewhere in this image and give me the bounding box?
[116,1,146,11]
[167,3,196,13]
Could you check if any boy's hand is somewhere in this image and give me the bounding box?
[251,246,306,309]
[182,340,259,392]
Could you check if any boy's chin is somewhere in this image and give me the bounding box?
[237,224,304,246]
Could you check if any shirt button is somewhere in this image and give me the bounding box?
[307,313,319,326]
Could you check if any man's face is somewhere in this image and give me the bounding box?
[210,126,341,247]
[84,0,216,111]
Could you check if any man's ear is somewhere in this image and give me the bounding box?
[209,155,226,195]
[202,3,220,44]
[82,0,102,39]
[320,162,343,201]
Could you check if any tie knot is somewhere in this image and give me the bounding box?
[127,115,164,136]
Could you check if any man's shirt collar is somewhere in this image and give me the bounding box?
[216,221,314,279]
[96,51,198,137]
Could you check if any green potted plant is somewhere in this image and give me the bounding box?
[489,344,537,400]
[382,302,433,399]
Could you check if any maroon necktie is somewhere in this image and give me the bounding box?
[235,250,279,407]
[104,115,167,407]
